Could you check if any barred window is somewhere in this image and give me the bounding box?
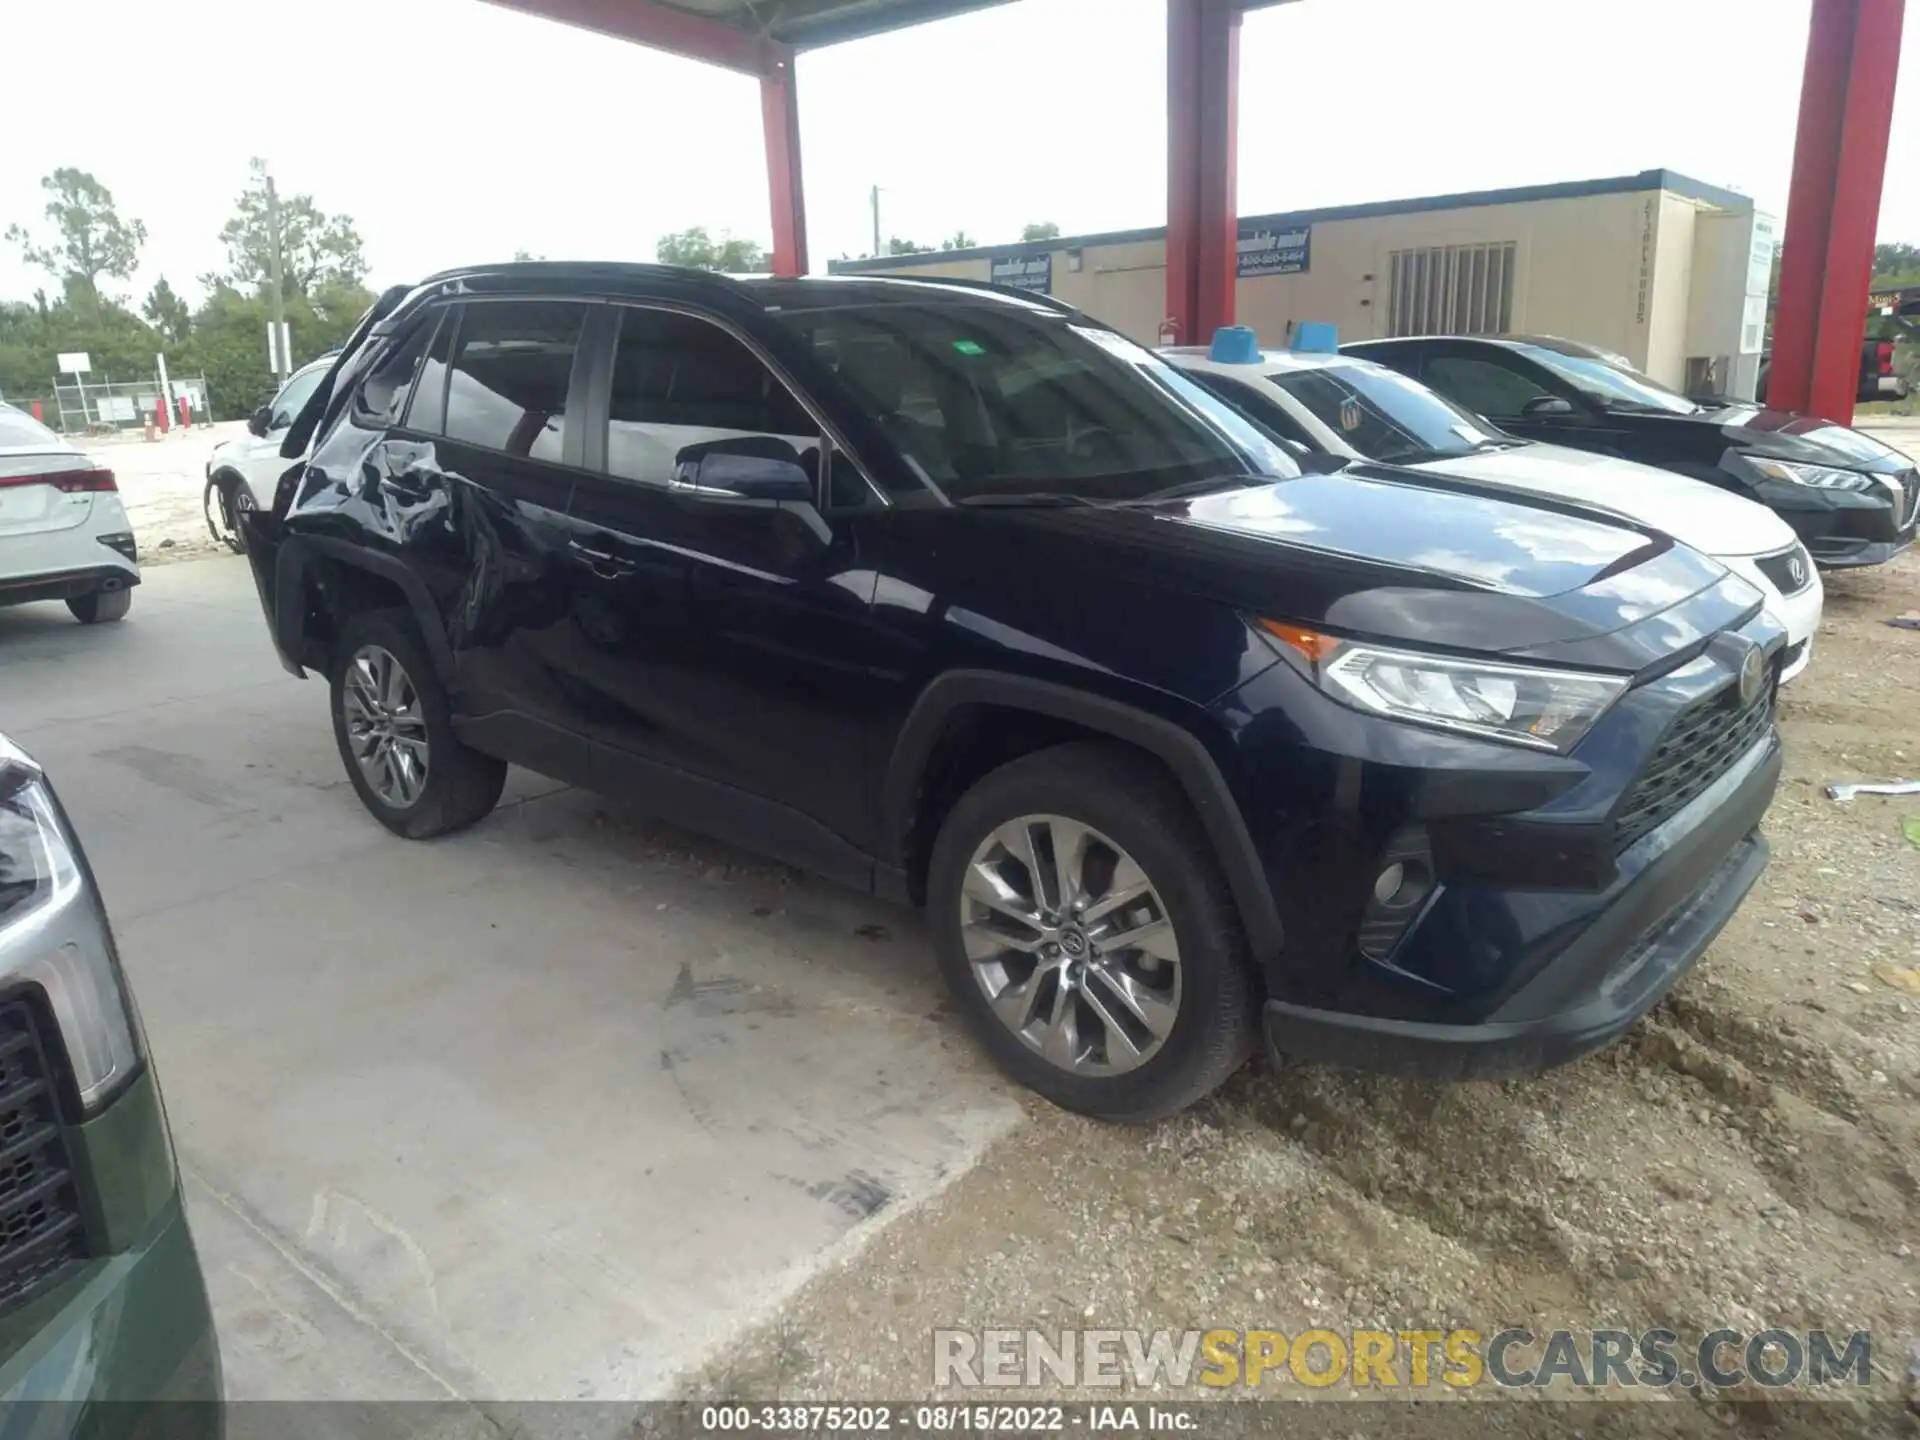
[1388,242,1516,337]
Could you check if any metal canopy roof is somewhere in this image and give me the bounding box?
[485,0,1016,58]
[663,0,1014,47]
[487,0,1292,68]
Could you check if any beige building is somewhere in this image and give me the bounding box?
[832,169,1776,398]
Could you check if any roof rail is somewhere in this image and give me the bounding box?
[413,260,754,296]
[865,272,1083,316]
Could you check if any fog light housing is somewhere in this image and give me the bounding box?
[1357,831,1436,963]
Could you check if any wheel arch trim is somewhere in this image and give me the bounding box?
[881,670,1284,964]
[271,534,457,680]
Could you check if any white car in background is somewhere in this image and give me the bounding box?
[1165,338,1823,683]
[0,403,138,624]
[204,354,333,553]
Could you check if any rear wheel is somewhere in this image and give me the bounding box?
[927,742,1257,1122]
[68,588,131,624]
[329,611,506,838]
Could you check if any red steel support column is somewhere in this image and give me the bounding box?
[1166,0,1241,346]
[1771,0,1905,421]
[762,50,809,277]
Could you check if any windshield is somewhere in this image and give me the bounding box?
[1512,343,1700,415]
[1266,360,1503,461]
[768,302,1299,502]
[272,366,329,428]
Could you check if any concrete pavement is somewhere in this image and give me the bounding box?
[0,558,1019,1415]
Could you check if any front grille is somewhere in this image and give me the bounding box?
[1752,544,1815,596]
[1614,672,1775,854]
[1899,469,1919,529]
[0,1002,88,1314]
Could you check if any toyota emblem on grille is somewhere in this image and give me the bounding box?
[1787,553,1807,588]
[1737,643,1766,706]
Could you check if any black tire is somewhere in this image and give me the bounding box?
[204,472,253,554]
[67,588,131,624]
[329,610,506,839]
[927,741,1258,1123]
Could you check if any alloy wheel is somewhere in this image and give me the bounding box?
[960,814,1182,1076]
[341,645,430,809]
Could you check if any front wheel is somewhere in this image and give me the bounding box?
[329,611,506,838]
[927,742,1257,1122]
[204,473,254,554]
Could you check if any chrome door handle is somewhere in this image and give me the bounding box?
[569,539,635,577]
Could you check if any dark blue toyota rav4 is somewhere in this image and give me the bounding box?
[239,264,1782,1120]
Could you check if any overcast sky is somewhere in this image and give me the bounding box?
[2,0,1915,308]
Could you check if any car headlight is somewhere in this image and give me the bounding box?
[0,740,141,1114]
[1257,621,1628,753]
[1746,456,1877,492]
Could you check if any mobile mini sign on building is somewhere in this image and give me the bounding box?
[1236,225,1311,278]
[991,254,1053,294]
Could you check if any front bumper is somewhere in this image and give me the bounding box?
[1263,732,1776,1077]
[1720,553,1821,684]
[1808,529,1915,568]
[0,1196,222,1425]
[1760,475,1915,567]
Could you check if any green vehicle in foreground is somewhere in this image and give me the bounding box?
[0,734,221,1431]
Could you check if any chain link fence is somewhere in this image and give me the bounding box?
[3,374,217,435]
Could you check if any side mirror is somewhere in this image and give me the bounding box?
[1294,450,1351,476]
[1521,395,1576,418]
[246,405,274,438]
[672,438,815,504]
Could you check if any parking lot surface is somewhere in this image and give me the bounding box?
[0,557,1018,1407]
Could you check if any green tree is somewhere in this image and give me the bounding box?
[656,226,767,272]
[1873,241,1920,285]
[1020,221,1062,243]
[4,168,148,312]
[142,277,192,345]
[886,237,927,255]
[943,230,977,251]
[216,160,368,299]
[191,276,376,417]
[511,249,544,263]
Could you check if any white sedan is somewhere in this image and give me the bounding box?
[1164,341,1822,683]
[0,404,138,623]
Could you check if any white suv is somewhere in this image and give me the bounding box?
[204,356,332,552]
[0,404,138,623]
[1164,341,1824,684]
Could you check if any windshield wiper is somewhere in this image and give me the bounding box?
[954,492,1094,508]
[1600,399,1701,416]
[1119,472,1271,505]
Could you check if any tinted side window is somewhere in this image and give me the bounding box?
[443,301,587,462]
[1424,355,1554,419]
[357,318,438,428]
[605,308,820,489]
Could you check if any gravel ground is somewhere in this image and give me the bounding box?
[82,420,244,565]
[684,555,1920,1431]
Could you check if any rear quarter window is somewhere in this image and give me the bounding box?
[354,313,444,428]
